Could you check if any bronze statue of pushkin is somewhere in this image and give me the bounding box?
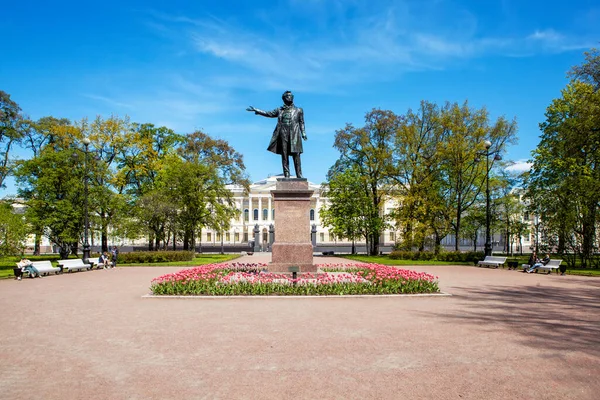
[247,91,307,179]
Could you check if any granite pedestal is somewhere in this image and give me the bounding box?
[268,178,316,273]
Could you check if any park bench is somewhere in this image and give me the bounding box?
[57,258,92,273]
[477,256,507,268]
[14,260,61,278]
[522,259,563,274]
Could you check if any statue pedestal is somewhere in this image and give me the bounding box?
[268,178,316,273]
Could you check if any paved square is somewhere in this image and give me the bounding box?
[1,255,598,399]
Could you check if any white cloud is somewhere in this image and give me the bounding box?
[506,160,532,173]
[146,2,595,94]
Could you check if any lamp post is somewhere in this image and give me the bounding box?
[478,140,502,257]
[534,215,540,254]
[82,137,91,263]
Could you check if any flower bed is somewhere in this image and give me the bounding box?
[150,262,439,296]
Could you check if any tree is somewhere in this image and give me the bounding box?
[15,141,86,259]
[437,101,517,250]
[175,131,248,251]
[117,123,182,250]
[568,47,600,90]
[495,172,524,255]
[155,154,238,250]
[460,204,486,251]
[320,167,371,254]
[81,115,132,252]
[0,90,23,189]
[0,200,29,256]
[18,116,72,254]
[526,79,600,265]
[331,109,397,255]
[390,101,448,252]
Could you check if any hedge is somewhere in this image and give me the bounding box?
[118,250,195,264]
[389,250,484,263]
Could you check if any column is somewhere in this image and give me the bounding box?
[268,197,272,221]
[258,196,263,221]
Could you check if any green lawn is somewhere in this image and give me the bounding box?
[118,254,241,267]
[337,254,600,277]
[338,255,468,265]
[0,254,241,279]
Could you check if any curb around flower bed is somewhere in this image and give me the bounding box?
[149,262,441,297]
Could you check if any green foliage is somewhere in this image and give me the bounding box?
[526,58,600,265]
[15,133,86,259]
[0,201,29,256]
[118,250,195,264]
[0,90,24,188]
[389,250,483,262]
[320,167,371,254]
[331,109,397,255]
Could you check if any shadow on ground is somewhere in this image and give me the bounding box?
[433,279,600,357]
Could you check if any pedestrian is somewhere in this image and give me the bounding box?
[111,246,119,268]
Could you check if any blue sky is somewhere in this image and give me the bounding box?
[2,0,598,194]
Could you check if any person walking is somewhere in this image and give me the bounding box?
[110,246,119,268]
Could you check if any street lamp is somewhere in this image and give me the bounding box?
[477,140,502,257]
[82,137,91,263]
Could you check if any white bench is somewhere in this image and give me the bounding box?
[477,256,507,268]
[57,259,92,272]
[523,259,563,274]
[15,260,61,277]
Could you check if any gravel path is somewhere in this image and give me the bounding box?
[1,254,598,399]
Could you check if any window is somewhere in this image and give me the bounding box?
[253,209,259,221]
[263,208,268,220]
[226,232,230,242]
[320,232,325,242]
[216,232,221,241]
[389,232,396,242]
[272,209,275,220]
[234,232,240,243]
[310,209,315,221]
[244,209,249,221]
[207,232,212,242]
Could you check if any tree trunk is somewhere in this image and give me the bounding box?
[148,232,154,251]
[434,233,442,254]
[34,233,41,256]
[183,230,190,251]
[101,229,108,253]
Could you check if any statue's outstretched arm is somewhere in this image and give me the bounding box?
[246,107,278,118]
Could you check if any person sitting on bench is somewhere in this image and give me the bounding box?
[99,252,111,269]
[18,258,41,279]
[526,254,550,273]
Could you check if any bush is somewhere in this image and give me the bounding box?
[118,250,195,264]
[389,250,484,263]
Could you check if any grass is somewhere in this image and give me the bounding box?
[0,254,241,279]
[118,254,240,267]
[338,254,600,277]
[339,255,468,265]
